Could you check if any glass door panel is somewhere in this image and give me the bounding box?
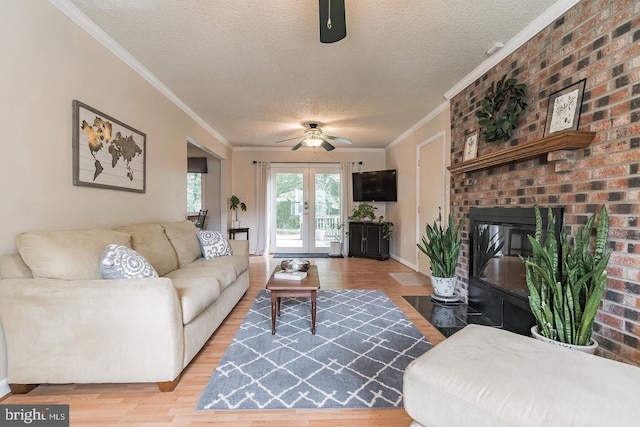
[270,166,341,254]
[272,170,305,253]
[313,170,341,250]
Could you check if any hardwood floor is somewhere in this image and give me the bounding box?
[1,256,444,426]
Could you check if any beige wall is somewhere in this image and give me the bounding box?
[386,105,451,269]
[231,149,386,253]
[0,1,232,390]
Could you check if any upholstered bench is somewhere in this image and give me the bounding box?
[403,324,640,427]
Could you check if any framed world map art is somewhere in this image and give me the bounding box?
[72,100,146,193]
[544,79,586,136]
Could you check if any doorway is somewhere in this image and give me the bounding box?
[417,132,447,275]
[270,164,341,254]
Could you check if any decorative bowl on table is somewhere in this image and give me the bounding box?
[280,258,310,272]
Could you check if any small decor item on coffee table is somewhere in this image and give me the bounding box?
[266,264,320,334]
[280,258,310,272]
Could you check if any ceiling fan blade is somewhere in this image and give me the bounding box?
[291,141,304,151]
[321,140,335,151]
[319,0,346,43]
[274,136,302,144]
[323,134,352,144]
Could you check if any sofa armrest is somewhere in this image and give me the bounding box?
[229,239,249,258]
[0,277,184,384]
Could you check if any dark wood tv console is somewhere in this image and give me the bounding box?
[347,222,390,261]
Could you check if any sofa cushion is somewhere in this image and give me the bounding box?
[197,230,233,259]
[100,244,159,279]
[180,255,247,290]
[171,277,221,324]
[162,221,202,267]
[116,223,179,276]
[0,254,33,279]
[16,229,131,280]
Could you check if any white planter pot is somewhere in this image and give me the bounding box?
[232,220,240,228]
[531,325,598,354]
[430,276,456,297]
[329,241,342,256]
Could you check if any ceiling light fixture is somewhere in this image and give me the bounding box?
[486,42,504,56]
[304,133,323,147]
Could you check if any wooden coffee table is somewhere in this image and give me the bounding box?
[265,265,320,334]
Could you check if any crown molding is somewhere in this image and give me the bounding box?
[49,0,230,148]
[444,0,582,100]
[233,146,385,153]
[386,101,450,150]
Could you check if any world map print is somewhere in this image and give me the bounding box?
[81,116,142,182]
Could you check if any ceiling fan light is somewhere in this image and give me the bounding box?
[304,137,323,147]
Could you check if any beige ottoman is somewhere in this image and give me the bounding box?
[403,324,640,427]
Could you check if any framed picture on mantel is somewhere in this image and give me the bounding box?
[544,79,586,136]
[463,130,479,162]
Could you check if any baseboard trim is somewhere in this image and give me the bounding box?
[390,253,417,271]
[0,378,11,400]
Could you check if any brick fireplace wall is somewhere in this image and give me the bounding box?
[449,0,639,365]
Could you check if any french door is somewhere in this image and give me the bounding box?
[270,165,341,254]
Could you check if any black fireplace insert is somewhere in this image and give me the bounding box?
[468,206,563,335]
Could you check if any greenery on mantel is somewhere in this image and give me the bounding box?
[476,74,528,143]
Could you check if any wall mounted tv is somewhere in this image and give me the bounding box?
[352,169,397,202]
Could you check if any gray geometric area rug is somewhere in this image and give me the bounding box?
[196,289,432,411]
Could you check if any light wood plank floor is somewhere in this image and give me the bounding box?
[1,256,445,426]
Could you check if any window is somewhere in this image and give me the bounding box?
[187,173,203,213]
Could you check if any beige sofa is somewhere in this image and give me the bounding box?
[403,324,640,426]
[0,220,249,394]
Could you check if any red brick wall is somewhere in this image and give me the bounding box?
[449,0,639,365]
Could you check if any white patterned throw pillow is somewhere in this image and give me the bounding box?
[198,230,233,259]
[100,244,158,279]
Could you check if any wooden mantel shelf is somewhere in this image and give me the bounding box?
[448,130,596,175]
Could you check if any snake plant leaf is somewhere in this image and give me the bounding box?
[594,205,609,264]
[524,198,611,345]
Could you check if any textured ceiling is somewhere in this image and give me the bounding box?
[67,0,559,150]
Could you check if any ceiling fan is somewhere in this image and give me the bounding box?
[319,0,346,43]
[275,123,352,151]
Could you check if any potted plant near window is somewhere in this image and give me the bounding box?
[417,208,463,298]
[229,195,246,228]
[348,202,394,240]
[329,223,344,257]
[522,200,611,354]
[348,202,377,222]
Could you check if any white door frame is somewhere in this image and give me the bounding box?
[270,163,341,254]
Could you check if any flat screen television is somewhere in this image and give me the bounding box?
[352,169,397,202]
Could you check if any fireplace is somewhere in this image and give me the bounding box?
[468,206,563,335]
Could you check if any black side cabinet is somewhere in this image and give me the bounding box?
[348,222,390,260]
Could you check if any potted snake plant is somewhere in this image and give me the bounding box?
[417,208,463,298]
[521,199,611,354]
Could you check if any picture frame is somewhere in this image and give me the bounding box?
[463,130,479,162]
[72,100,146,193]
[544,79,586,136]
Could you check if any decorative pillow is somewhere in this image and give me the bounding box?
[197,230,233,259]
[100,244,158,279]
